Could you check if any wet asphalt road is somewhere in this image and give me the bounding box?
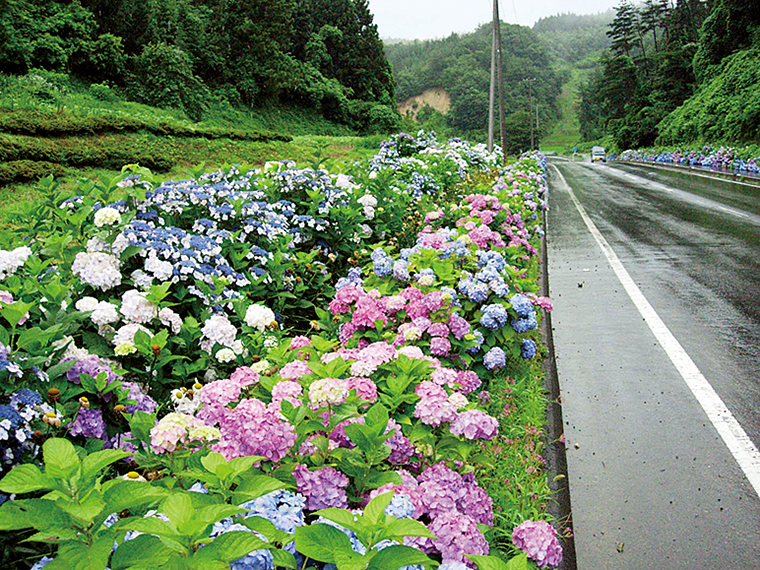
[545,158,760,569]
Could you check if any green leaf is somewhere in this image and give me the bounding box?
[366,545,435,569]
[0,464,48,494]
[364,471,402,490]
[43,438,81,480]
[81,449,130,480]
[208,530,269,561]
[385,518,436,539]
[56,489,105,524]
[200,453,228,476]
[313,508,358,532]
[0,300,35,328]
[334,548,368,570]
[467,553,529,570]
[271,549,297,569]
[111,534,173,570]
[233,475,289,502]
[103,480,168,513]
[364,403,389,432]
[295,523,353,564]
[115,517,180,541]
[364,491,393,524]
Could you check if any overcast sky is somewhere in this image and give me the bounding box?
[368,0,620,40]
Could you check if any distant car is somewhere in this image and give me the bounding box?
[591,146,606,163]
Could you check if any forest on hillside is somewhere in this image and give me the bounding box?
[0,0,397,132]
[385,23,563,153]
[580,0,760,149]
[533,10,615,67]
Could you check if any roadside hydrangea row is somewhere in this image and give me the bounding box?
[0,135,563,570]
[619,145,760,174]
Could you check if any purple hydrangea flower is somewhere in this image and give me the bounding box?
[512,520,563,568]
[69,408,107,439]
[430,337,451,357]
[292,464,349,511]
[429,511,489,564]
[121,381,157,414]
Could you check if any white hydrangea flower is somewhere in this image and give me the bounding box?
[250,359,270,373]
[72,252,122,291]
[120,290,158,324]
[75,296,100,312]
[130,269,153,290]
[0,246,32,280]
[53,336,91,360]
[448,392,469,410]
[94,207,121,227]
[115,342,137,356]
[358,194,377,208]
[201,314,237,348]
[159,308,182,334]
[145,255,174,281]
[113,323,151,346]
[215,348,236,363]
[91,301,120,327]
[244,304,276,332]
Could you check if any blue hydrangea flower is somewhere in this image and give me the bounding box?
[484,347,506,370]
[393,259,410,281]
[373,257,393,278]
[480,304,509,330]
[466,330,485,354]
[521,339,537,359]
[511,314,537,333]
[384,493,415,519]
[510,294,534,317]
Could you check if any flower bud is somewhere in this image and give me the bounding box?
[47,388,60,403]
[193,382,203,391]
[251,355,261,363]
[113,404,127,415]
[31,430,46,445]
[310,320,321,331]
[151,344,161,357]
[79,396,90,409]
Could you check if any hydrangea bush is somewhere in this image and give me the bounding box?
[0,132,563,569]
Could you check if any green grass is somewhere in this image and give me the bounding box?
[0,70,389,222]
[541,67,583,154]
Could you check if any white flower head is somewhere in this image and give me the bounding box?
[244,304,276,332]
[94,207,121,227]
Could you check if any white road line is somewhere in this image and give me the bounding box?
[551,164,760,498]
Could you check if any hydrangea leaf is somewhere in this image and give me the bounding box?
[0,463,48,494]
[111,534,173,570]
[366,545,435,570]
[295,522,353,564]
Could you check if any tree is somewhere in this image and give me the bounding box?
[607,1,638,58]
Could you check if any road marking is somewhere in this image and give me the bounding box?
[551,164,760,498]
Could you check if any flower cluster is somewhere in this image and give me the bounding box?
[511,520,563,568]
[149,412,219,454]
[0,246,32,280]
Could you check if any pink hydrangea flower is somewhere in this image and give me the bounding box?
[414,381,457,426]
[450,410,499,440]
[199,378,241,409]
[280,360,313,380]
[230,366,259,387]
[346,376,378,402]
[455,371,481,394]
[270,380,303,410]
[512,520,563,568]
[211,399,296,462]
[290,336,312,350]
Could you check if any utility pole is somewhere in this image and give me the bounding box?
[526,77,536,151]
[487,0,506,156]
[488,1,497,152]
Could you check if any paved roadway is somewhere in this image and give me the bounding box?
[545,158,760,569]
